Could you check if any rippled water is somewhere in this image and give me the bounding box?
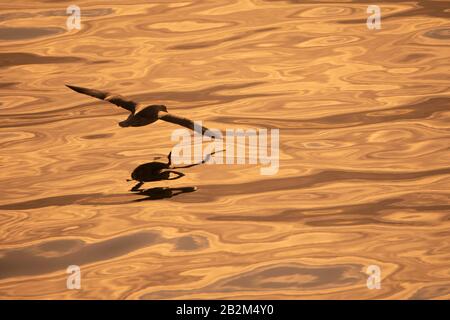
[0,0,449,299]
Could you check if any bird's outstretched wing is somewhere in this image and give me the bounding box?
[159,112,215,137]
[66,84,137,113]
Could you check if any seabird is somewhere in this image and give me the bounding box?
[66,84,214,136]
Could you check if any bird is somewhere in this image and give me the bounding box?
[65,84,214,137]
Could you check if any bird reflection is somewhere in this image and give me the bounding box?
[133,187,197,202]
[128,152,182,191]
[128,150,222,191]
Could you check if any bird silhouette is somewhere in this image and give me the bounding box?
[128,152,184,191]
[128,150,223,191]
[66,84,214,137]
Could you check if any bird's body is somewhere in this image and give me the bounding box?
[66,84,214,136]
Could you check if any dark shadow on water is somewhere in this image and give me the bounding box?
[132,187,198,202]
[0,188,197,210]
[0,231,162,280]
[2,166,449,209]
[128,150,222,191]
[128,152,183,191]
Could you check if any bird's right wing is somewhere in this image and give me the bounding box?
[159,112,214,137]
[66,84,138,113]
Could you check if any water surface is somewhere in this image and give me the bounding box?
[0,0,449,299]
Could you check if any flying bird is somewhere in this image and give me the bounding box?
[66,84,214,137]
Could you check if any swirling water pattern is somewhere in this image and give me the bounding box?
[0,0,449,299]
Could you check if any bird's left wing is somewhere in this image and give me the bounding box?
[66,84,138,113]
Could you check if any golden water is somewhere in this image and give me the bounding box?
[0,0,449,299]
